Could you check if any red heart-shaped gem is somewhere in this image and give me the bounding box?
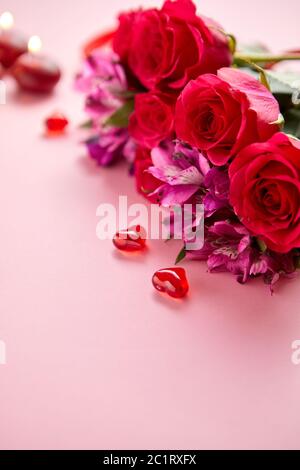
[113,225,147,252]
[45,112,69,133]
[152,267,189,299]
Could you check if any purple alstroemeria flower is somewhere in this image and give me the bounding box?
[148,141,210,205]
[187,221,253,283]
[186,220,299,287]
[203,167,230,216]
[86,128,136,167]
[250,251,297,290]
[84,86,121,120]
[75,50,127,94]
[75,50,127,121]
[77,50,136,167]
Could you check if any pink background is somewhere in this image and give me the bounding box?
[1,0,300,450]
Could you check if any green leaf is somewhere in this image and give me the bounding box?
[256,238,267,253]
[258,70,271,91]
[283,108,300,138]
[227,34,237,55]
[175,246,186,265]
[264,70,300,96]
[235,67,300,99]
[237,42,270,56]
[79,119,93,129]
[104,100,134,128]
[234,43,270,68]
[270,113,285,128]
[234,42,269,68]
[114,90,137,99]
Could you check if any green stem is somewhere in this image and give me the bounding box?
[234,52,300,64]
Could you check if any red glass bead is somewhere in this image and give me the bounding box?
[45,112,68,133]
[152,267,189,299]
[113,225,147,252]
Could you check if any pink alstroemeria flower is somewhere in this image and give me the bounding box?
[148,141,210,206]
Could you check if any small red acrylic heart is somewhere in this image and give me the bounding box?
[45,112,69,134]
[152,267,189,299]
[113,225,147,252]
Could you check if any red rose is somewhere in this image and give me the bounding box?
[175,68,280,166]
[113,0,232,92]
[134,148,161,202]
[129,92,175,149]
[229,133,300,253]
[112,11,137,63]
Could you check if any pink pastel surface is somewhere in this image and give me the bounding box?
[1,0,300,450]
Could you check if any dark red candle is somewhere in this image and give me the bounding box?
[12,53,61,93]
[11,36,61,93]
[0,12,27,68]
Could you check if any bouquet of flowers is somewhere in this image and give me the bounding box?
[76,0,300,291]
